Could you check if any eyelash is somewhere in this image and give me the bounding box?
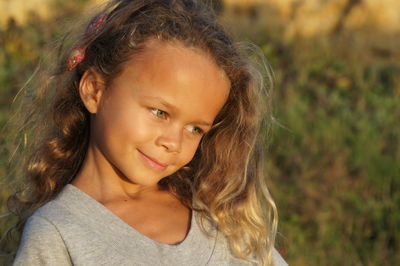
[150,108,204,135]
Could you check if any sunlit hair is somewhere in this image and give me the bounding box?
[2,0,277,265]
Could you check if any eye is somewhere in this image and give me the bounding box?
[150,108,167,119]
[186,125,204,136]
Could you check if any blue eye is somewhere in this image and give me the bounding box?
[150,108,167,119]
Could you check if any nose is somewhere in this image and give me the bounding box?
[156,125,183,153]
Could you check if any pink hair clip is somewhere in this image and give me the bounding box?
[67,47,86,71]
[67,13,109,71]
[85,13,108,37]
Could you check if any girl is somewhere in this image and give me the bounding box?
[3,0,287,265]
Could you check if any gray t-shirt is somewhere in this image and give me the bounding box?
[14,184,288,266]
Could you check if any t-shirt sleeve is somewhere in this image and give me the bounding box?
[13,215,72,266]
[272,247,289,266]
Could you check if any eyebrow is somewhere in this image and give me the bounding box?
[143,95,212,127]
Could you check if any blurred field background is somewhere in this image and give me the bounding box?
[0,0,399,265]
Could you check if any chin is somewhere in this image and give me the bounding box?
[124,170,169,187]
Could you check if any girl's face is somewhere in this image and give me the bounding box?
[86,39,230,188]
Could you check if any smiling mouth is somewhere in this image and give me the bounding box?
[137,149,167,171]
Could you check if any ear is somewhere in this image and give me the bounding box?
[79,68,106,114]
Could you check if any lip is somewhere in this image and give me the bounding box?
[137,149,167,171]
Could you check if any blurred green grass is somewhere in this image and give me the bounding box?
[242,12,400,266]
[1,1,399,265]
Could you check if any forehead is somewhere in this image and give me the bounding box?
[131,38,228,83]
[113,39,231,122]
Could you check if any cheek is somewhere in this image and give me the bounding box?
[179,139,202,165]
[110,106,153,137]
[94,106,157,151]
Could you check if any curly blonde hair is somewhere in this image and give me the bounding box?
[2,0,278,265]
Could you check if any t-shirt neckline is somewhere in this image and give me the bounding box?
[62,184,197,248]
